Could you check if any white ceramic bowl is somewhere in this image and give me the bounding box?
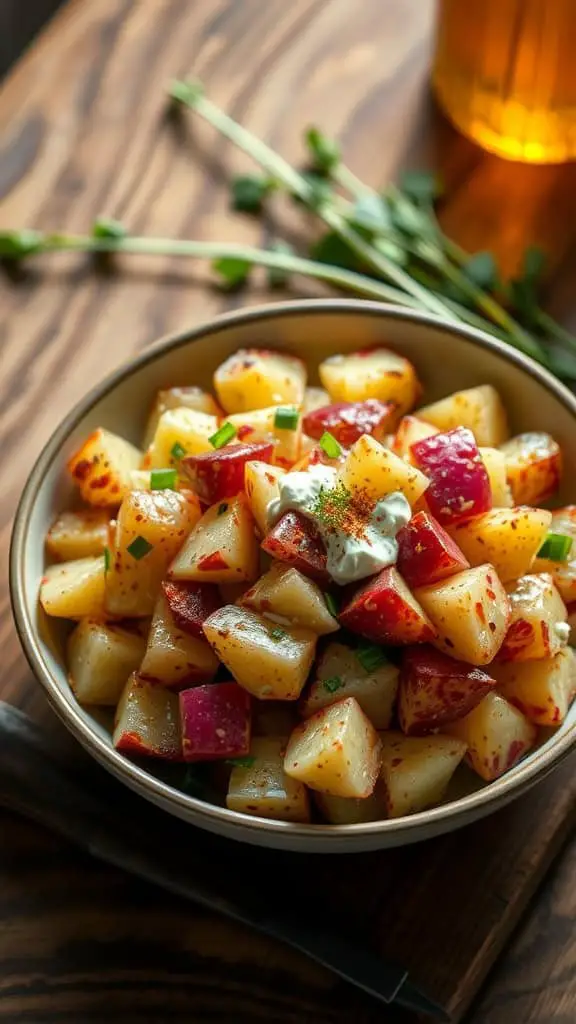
[10,299,576,853]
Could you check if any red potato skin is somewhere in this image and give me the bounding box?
[161,580,222,639]
[339,566,437,644]
[399,645,496,735]
[397,511,470,588]
[303,400,398,447]
[262,511,330,583]
[411,427,492,525]
[182,442,274,503]
[179,682,251,762]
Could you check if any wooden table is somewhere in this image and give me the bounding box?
[1,1,576,1021]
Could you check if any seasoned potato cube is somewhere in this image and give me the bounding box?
[226,737,310,822]
[479,447,513,508]
[417,385,508,446]
[244,461,286,535]
[379,732,467,818]
[240,563,339,635]
[46,508,110,561]
[113,674,181,759]
[67,428,142,507]
[214,348,306,413]
[284,697,381,797]
[67,620,145,705]
[143,386,222,448]
[500,432,561,505]
[203,604,316,700]
[139,592,218,688]
[398,645,496,735]
[491,647,576,726]
[227,406,301,466]
[144,407,219,470]
[392,415,439,464]
[448,506,552,582]
[414,564,510,665]
[169,494,259,584]
[532,506,576,603]
[40,556,106,619]
[319,348,420,416]
[299,641,399,729]
[338,435,429,507]
[180,682,251,762]
[445,692,536,781]
[314,787,388,824]
[498,573,569,661]
[106,489,202,617]
[302,387,331,414]
[339,566,436,645]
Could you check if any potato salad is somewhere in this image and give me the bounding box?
[40,346,576,825]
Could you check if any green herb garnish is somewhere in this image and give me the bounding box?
[311,480,353,530]
[230,173,274,213]
[356,643,388,673]
[319,431,342,459]
[226,755,256,768]
[212,256,251,290]
[127,535,154,560]
[324,592,339,617]
[269,626,288,642]
[171,441,187,460]
[209,421,237,449]
[537,533,573,562]
[217,502,229,516]
[150,468,177,490]
[92,218,127,239]
[305,126,340,174]
[103,546,111,572]
[322,676,344,693]
[274,407,299,430]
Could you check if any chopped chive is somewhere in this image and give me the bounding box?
[537,532,573,561]
[356,643,388,673]
[103,546,111,572]
[274,406,299,430]
[269,626,288,642]
[171,441,187,460]
[226,755,256,768]
[127,535,154,560]
[150,467,178,490]
[324,591,339,617]
[319,431,342,459]
[209,421,237,449]
[217,502,229,516]
[322,676,343,693]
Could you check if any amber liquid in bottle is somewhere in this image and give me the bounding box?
[433,0,576,163]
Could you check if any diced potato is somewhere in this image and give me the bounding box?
[40,556,106,619]
[168,494,259,584]
[203,604,316,700]
[500,432,561,505]
[113,674,181,759]
[448,506,552,583]
[479,447,513,508]
[314,787,388,824]
[339,566,436,645]
[139,592,219,688]
[244,461,286,535]
[299,641,399,729]
[414,564,510,665]
[143,386,222,448]
[67,620,146,705]
[491,647,576,727]
[144,408,219,469]
[379,732,467,818]
[417,385,508,446]
[284,697,381,797]
[240,563,339,635]
[499,573,569,661]
[302,387,330,414]
[106,489,202,617]
[227,406,301,466]
[398,645,496,735]
[532,506,576,603]
[226,737,311,822]
[67,428,142,507]
[392,415,439,464]
[46,508,110,561]
[445,692,536,781]
[319,348,420,416]
[180,682,251,761]
[214,348,306,413]
[338,434,429,507]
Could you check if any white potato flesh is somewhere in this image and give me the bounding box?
[143,386,222,449]
[169,495,259,584]
[338,434,429,507]
[414,564,510,665]
[379,732,467,818]
[139,592,218,688]
[314,787,388,824]
[46,508,110,561]
[144,407,219,469]
[499,573,568,661]
[67,620,145,705]
[302,387,331,414]
[417,385,509,446]
[392,416,439,464]
[500,432,561,505]
[479,447,513,508]
[113,674,181,759]
[319,348,420,416]
[203,604,316,700]
[226,737,310,822]
[227,406,301,466]
[240,563,339,635]
[40,556,106,619]
[214,348,306,414]
[532,506,576,604]
[491,647,576,727]
[299,642,399,729]
[67,428,142,507]
[445,692,536,781]
[244,461,286,535]
[448,506,552,583]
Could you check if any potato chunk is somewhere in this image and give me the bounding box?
[214,348,306,413]
[392,415,439,463]
[491,647,575,727]
[169,494,259,584]
[40,556,106,619]
[226,737,311,822]
[448,506,552,583]
[203,604,316,700]
[143,386,221,448]
[244,461,286,535]
[46,509,110,561]
[379,732,467,818]
[499,573,569,661]
[314,787,388,824]
[414,564,510,665]
[479,447,513,508]
[113,674,181,759]
[284,697,381,797]
[67,620,145,705]
[532,506,576,603]
[398,645,496,735]
[139,592,219,688]
[500,432,561,505]
[240,563,338,635]
[417,385,508,446]
[67,428,142,507]
[319,348,420,416]
[299,641,399,729]
[445,692,536,781]
[227,406,302,466]
[338,434,429,507]
[144,407,219,470]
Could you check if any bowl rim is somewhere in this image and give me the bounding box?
[10,297,576,842]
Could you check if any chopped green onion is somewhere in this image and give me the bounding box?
[226,755,256,768]
[324,592,339,617]
[127,535,154,560]
[356,643,388,673]
[269,626,288,642]
[171,441,187,460]
[319,431,342,459]
[274,406,299,430]
[323,676,343,693]
[150,467,178,490]
[537,532,573,561]
[209,421,237,449]
[217,502,229,516]
[103,546,111,572]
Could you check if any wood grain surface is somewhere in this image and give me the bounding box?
[1,1,576,1022]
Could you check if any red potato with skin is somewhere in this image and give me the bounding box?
[445,692,536,781]
[339,566,437,645]
[497,573,569,662]
[500,431,562,505]
[396,511,470,588]
[303,399,399,447]
[398,645,497,735]
[182,441,274,503]
[113,674,182,760]
[411,427,492,525]
[179,682,251,762]
[161,580,222,640]
[262,510,329,583]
